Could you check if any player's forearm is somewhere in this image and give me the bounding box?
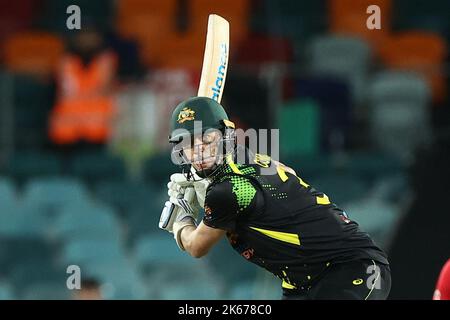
[180,225,207,258]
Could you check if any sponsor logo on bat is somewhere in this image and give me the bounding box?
[211,43,228,102]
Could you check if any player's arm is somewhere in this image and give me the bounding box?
[179,221,226,258]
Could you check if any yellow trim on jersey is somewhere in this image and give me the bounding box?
[250,226,301,246]
[298,176,310,188]
[226,154,243,175]
[282,280,297,289]
[316,194,331,205]
[276,165,289,182]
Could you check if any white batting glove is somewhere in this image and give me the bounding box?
[160,186,198,233]
[189,169,210,208]
[193,179,209,208]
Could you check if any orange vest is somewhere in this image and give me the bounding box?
[49,50,117,144]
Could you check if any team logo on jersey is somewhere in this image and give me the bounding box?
[204,205,212,215]
[177,107,195,123]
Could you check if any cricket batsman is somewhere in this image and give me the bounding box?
[159,96,391,300]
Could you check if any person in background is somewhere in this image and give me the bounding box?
[73,278,103,300]
[48,21,118,148]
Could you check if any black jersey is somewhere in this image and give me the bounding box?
[203,151,389,290]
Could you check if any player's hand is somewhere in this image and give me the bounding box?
[193,179,209,208]
[167,173,192,198]
[160,186,198,233]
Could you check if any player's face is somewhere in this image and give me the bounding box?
[183,131,223,171]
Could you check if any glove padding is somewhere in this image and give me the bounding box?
[159,187,198,251]
[160,186,198,233]
[168,173,210,209]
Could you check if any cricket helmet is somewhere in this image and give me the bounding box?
[168,96,236,178]
[169,96,234,143]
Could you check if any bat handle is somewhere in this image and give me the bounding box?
[159,194,184,229]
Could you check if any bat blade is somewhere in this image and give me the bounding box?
[197,14,230,103]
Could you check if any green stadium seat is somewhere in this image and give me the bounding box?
[5,151,62,181]
[70,151,127,182]
[22,282,71,300]
[227,282,255,300]
[61,238,126,267]
[309,173,371,205]
[143,151,178,186]
[94,180,156,214]
[23,177,91,218]
[343,197,400,249]
[12,75,54,149]
[0,284,15,300]
[308,35,372,104]
[0,178,16,207]
[54,203,122,241]
[278,100,321,156]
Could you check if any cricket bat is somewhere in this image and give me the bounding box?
[197,14,230,103]
[159,14,230,229]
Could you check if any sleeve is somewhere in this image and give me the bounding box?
[203,176,258,231]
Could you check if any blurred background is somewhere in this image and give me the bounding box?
[0,0,449,300]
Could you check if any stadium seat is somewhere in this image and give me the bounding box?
[309,173,371,205]
[251,0,326,41]
[125,198,167,245]
[369,71,431,106]
[60,238,126,267]
[0,203,47,238]
[94,180,156,213]
[11,75,55,149]
[328,0,392,50]
[0,178,16,207]
[23,177,90,215]
[227,282,255,300]
[368,72,432,159]
[295,76,352,150]
[54,203,123,242]
[308,35,372,104]
[22,282,71,300]
[392,0,450,34]
[143,151,178,186]
[5,151,63,181]
[344,151,405,181]
[278,100,321,156]
[133,234,198,269]
[343,197,400,248]
[81,260,146,299]
[3,31,64,77]
[70,151,127,182]
[379,31,448,104]
[0,283,15,300]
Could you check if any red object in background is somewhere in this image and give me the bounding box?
[235,35,293,66]
[433,259,450,300]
